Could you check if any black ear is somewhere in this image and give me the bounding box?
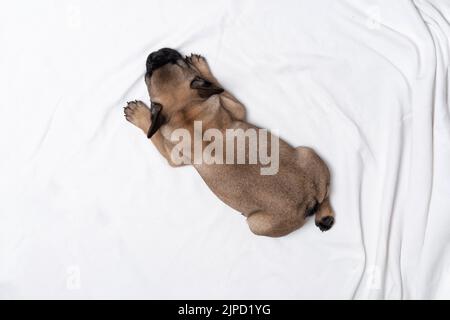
[190,76,224,98]
[147,103,166,139]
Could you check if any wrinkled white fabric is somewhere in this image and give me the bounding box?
[0,0,449,299]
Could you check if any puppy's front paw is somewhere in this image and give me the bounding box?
[188,53,206,63]
[187,53,210,73]
[124,100,151,134]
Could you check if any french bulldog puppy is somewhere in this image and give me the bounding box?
[124,48,334,237]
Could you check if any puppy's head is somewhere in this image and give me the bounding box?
[145,48,223,117]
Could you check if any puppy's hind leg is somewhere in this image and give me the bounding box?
[295,147,335,231]
[246,211,301,237]
[314,198,335,232]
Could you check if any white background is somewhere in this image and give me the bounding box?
[0,0,449,299]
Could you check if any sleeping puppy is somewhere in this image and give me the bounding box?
[124,48,334,237]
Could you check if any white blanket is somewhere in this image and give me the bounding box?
[0,0,449,299]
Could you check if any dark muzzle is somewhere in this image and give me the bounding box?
[146,48,182,76]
